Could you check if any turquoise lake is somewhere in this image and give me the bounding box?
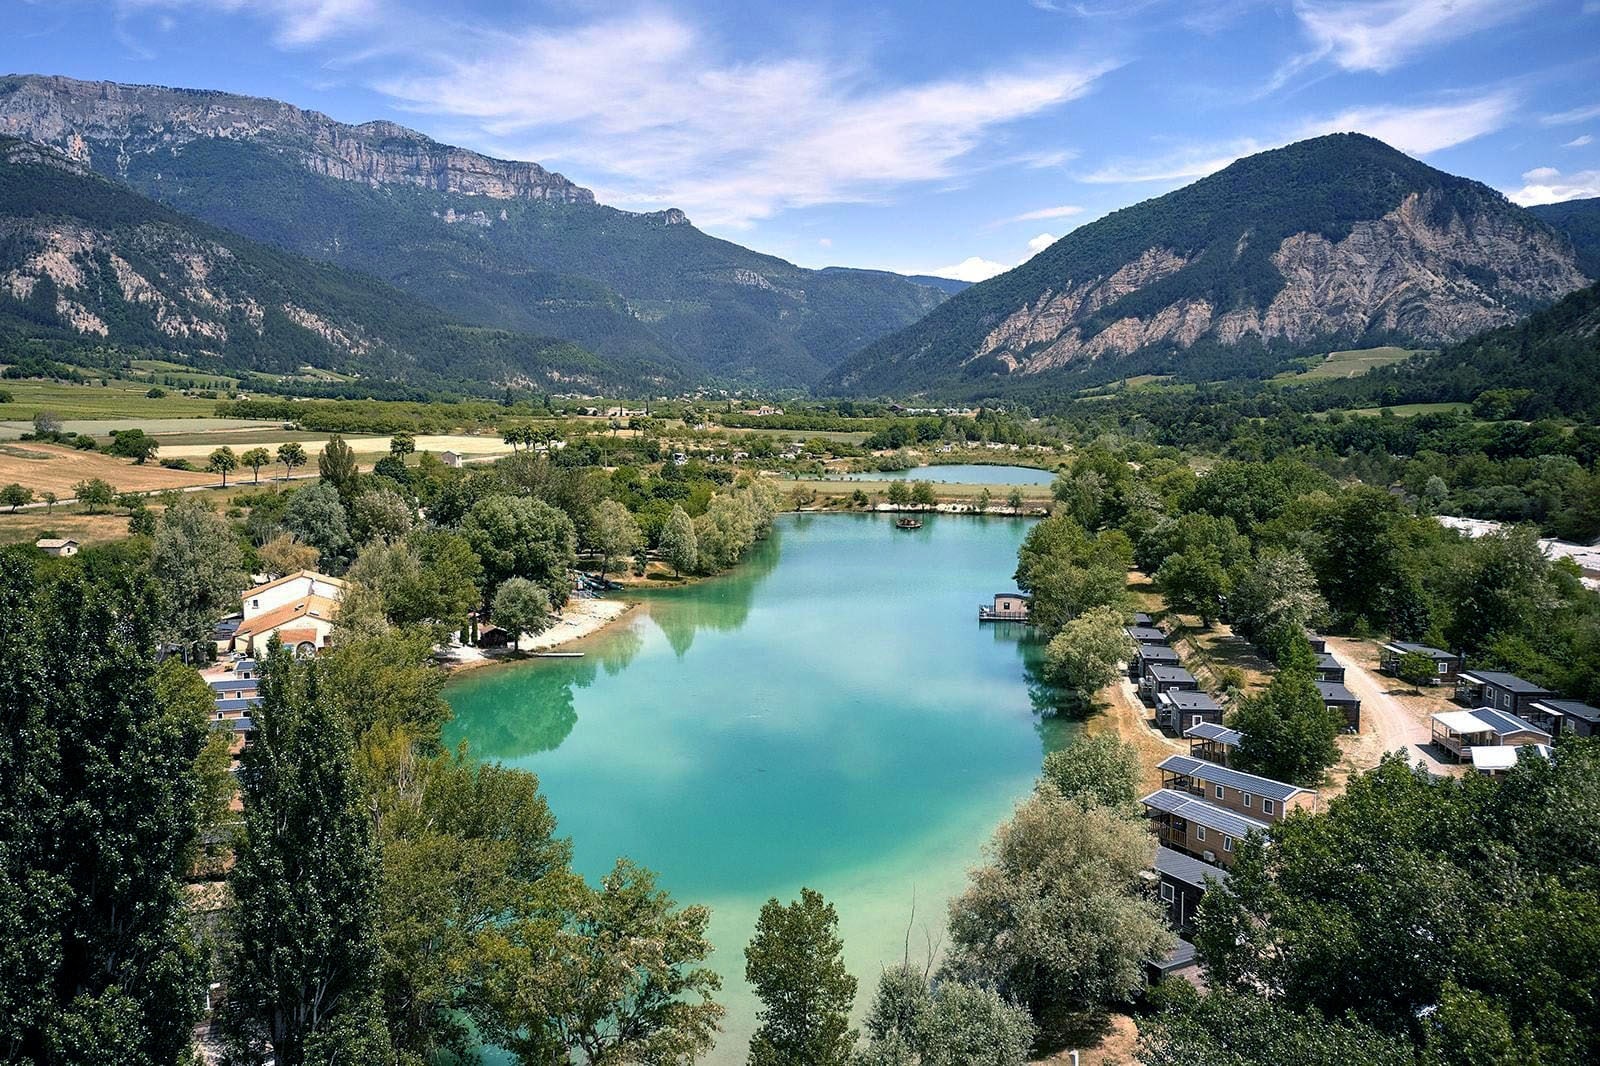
[444,513,1073,1062]
[826,463,1059,484]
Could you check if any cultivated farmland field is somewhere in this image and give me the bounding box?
[1275,346,1425,381]
[0,443,214,496]
[0,379,222,423]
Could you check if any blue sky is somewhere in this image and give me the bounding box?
[8,0,1600,280]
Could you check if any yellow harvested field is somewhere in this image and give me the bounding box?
[0,443,213,496]
[156,433,517,460]
[0,511,138,548]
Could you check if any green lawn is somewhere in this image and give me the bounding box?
[1274,346,1426,381]
[1340,402,1471,418]
[0,378,222,421]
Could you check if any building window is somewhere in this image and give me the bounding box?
[1214,784,1225,800]
[1224,836,1235,852]
[1242,793,1253,808]
[1263,798,1277,816]
[1159,883,1175,903]
[1438,662,1448,674]
[1196,825,1207,842]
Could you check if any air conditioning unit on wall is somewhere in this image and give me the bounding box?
[1202,850,1216,862]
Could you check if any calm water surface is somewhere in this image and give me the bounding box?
[828,463,1059,485]
[444,514,1072,1062]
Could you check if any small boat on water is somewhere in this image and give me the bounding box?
[533,651,585,658]
[895,516,923,530]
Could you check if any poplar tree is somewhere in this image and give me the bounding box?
[0,551,209,1064]
[219,644,390,1065]
[745,888,857,1066]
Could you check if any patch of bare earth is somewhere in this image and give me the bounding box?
[1325,635,1462,793]
[0,442,212,496]
[1033,1011,1140,1065]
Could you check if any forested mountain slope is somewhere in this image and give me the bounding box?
[0,138,634,391]
[0,73,950,387]
[824,134,1589,396]
[1531,198,1600,278]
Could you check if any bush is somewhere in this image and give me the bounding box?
[145,387,167,399]
[1396,651,1438,687]
[160,458,196,471]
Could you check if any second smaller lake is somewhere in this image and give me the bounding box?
[827,464,1059,485]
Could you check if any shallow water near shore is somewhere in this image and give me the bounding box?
[445,513,1075,1063]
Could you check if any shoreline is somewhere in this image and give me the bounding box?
[440,597,637,673]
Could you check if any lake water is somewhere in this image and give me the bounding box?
[827,463,1059,485]
[444,514,1073,1062]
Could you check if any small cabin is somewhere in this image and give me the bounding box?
[1132,612,1155,628]
[1126,625,1169,646]
[1142,664,1198,702]
[1379,642,1465,685]
[35,538,79,557]
[1431,707,1551,762]
[1156,689,1224,734]
[440,450,464,469]
[1314,652,1345,684]
[979,593,1029,622]
[1151,845,1228,934]
[1454,671,1555,717]
[1305,633,1328,654]
[1316,680,1361,731]
[1140,787,1268,869]
[1523,699,1600,738]
[1131,644,1182,680]
[1184,721,1243,766]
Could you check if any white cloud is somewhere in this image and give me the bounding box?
[817,237,833,248]
[930,256,1010,283]
[375,12,1113,228]
[1299,91,1517,155]
[1505,166,1600,205]
[1291,0,1527,75]
[1084,91,1513,186]
[118,0,374,45]
[1565,135,1595,148]
[1543,102,1600,126]
[1026,233,1057,254]
[1007,204,1085,223]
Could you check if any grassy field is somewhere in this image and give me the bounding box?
[1342,401,1470,418]
[1274,346,1425,381]
[0,379,222,422]
[0,443,215,496]
[0,510,140,548]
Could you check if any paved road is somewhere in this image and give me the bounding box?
[1327,637,1454,774]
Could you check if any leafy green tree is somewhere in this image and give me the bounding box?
[945,788,1171,1015]
[480,859,723,1065]
[220,645,391,1065]
[887,480,912,506]
[40,491,56,514]
[1229,670,1341,786]
[1042,604,1135,706]
[1138,991,1414,1066]
[661,504,699,577]
[0,553,210,1064]
[277,440,308,481]
[746,888,858,1066]
[492,577,552,648]
[1007,488,1024,513]
[241,446,272,484]
[259,533,322,577]
[1397,650,1439,687]
[207,445,239,486]
[107,428,159,464]
[319,434,359,497]
[350,486,414,544]
[152,498,247,658]
[283,481,352,571]
[462,495,578,603]
[72,477,115,513]
[1014,516,1132,633]
[858,966,1036,1066]
[388,432,416,459]
[976,487,991,514]
[592,498,642,579]
[910,480,937,508]
[1444,526,1558,654]
[1,482,32,511]
[1041,733,1141,808]
[1229,547,1327,649]
[1156,548,1232,625]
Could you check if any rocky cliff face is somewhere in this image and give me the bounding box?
[977,189,1587,375]
[0,74,595,204]
[824,134,1592,396]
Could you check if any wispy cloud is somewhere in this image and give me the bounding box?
[117,0,375,46]
[1290,0,1530,75]
[1026,232,1058,254]
[1543,102,1600,125]
[1565,135,1595,148]
[1006,204,1085,223]
[374,12,1113,228]
[1505,166,1600,205]
[1083,91,1514,185]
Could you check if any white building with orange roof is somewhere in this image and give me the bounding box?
[230,570,344,656]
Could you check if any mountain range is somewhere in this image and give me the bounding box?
[824,135,1592,397]
[0,73,952,389]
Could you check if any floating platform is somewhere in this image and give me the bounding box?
[895,517,923,530]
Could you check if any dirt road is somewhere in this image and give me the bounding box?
[1326,637,1454,775]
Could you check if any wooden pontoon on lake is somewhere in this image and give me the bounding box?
[895,516,923,530]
